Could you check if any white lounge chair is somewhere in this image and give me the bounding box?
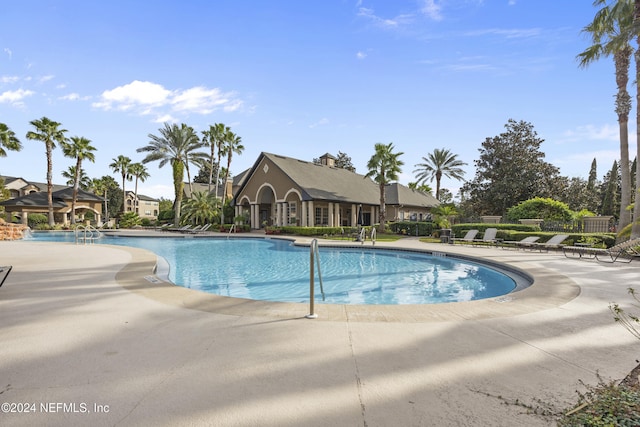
[451,229,479,245]
[472,228,498,246]
[529,234,569,252]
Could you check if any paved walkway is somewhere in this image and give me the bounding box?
[1,232,639,426]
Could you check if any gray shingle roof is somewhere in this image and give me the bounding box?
[245,153,439,207]
[0,187,102,207]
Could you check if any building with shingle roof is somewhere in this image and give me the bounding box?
[233,152,439,229]
[0,185,103,225]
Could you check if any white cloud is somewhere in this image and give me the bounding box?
[93,80,243,119]
[464,28,542,39]
[171,86,241,114]
[38,75,54,83]
[0,76,20,84]
[420,0,443,21]
[3,48,11,59]
[357,7,413,29]
[309,118,330,128]
[559,124,619,143]
[0,88,35,104]
[356,51,367,60]
[93,80,172,111]
[59,92,90,101]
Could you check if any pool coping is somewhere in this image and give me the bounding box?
[112,233,581,322]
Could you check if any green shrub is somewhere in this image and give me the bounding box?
[27,213,48,229]
[506,197,574,222]
[558,379,640,426]
[119,212,142,228]
[389,221,435,236]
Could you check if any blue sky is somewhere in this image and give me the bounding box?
[0,0,629,200]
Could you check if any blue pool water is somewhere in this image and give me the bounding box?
[26,232,518,305]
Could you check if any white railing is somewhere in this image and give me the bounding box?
[370,227,376,246]
[227,224,236,239]
[306,239,325,319]
[75,225,102,245]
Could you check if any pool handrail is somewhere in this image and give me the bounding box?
[306,239,325,319]
[74,225,102,245]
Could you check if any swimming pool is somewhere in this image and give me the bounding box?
[26,232,520,305]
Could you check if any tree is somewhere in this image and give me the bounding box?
[137,123,205,226]
[222,130,244,202]
[506,197,574,222]
[130,162,150,215]
[0,122,22,157]
[408,182,434,194]
[62,166,91,189]
[413,148,467,201]
[181,191,219,225]
[460,119,562,216]
[109,155,133,216]
[579,0,634,232]
[193,159,222,185]
[601,160,621,217]
[25,117,68,226]
[201,123,229,194]
[335,151,356,172]
[365,142,404,233]
[61,136,96,224]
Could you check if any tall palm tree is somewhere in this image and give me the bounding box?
[137,123,205,226]
[25,117,68,226]
[579,0,634,233]
[413,148,466,201]
[365,142,404,233]
[61,136,96,224]
[591,0,640,238]
[109,155,132,216]
[0,122,22,157]
[222,131,244,201]
[201,123,229,195]
[130,162,150,215]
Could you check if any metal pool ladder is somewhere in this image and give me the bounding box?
[227,224,236,239]
[306,239,325,319]
[75,225,102,245]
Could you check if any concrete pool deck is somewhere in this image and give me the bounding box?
[1,231,639,426]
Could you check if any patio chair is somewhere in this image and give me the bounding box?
[500,236,540,250]
[471,228,498,246]
[563,237,640,263]
[529,234,569,252]
[451,229,479,245]
[0,265,12,288]
[190,223,212,234]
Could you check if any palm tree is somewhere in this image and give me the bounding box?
[109,155,133,216]
[0,122,22,157]
[130,162,150,215]
[408,182,433,194]
[25,117,68,226]
[413,148,467,201]
[579,0,634,234]
[62,166,91,189]
[220,130,244,224]
[365,142,404,233]
[137,123,205,226]
[588,0,640,238]
[61,136,96,224]
[201,123,229,195]
[181,191,219,225]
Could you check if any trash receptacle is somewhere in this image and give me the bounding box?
[440,228,451,244]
